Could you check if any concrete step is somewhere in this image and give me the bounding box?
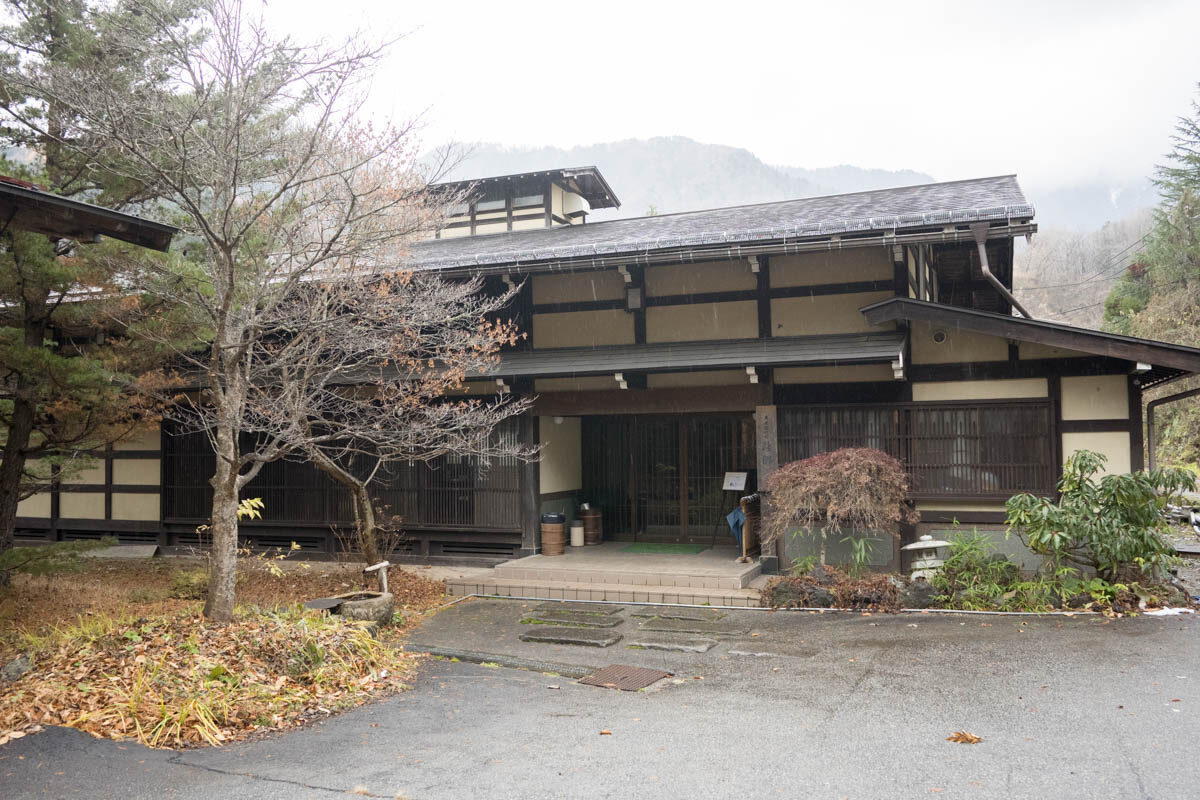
[492,560,761,590]
[447,575,768,608]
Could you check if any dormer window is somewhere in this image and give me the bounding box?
[475,183,506,213]
[512,177,545,209]
[427,167,619,238]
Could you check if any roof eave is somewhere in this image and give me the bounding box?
[860,297,1200,375]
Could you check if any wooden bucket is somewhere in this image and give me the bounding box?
[541,521,566,556]
[579,509,602,545]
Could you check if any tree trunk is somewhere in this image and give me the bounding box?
[0,287,50,575]
[203,423,240,623]
[352,483,382,566]
[0,389,35,583]
[309,454,381,566]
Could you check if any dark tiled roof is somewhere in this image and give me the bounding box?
[481,332,906,378]
[409,175,1031,272]
[0,179,178,251]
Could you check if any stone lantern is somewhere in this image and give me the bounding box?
[901,534,951,580]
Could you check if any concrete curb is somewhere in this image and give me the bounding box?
[459,592,1110,617]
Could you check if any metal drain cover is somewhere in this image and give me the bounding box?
[579,664,672,691]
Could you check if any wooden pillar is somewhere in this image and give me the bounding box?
[1048,375,1063,495]
[755,404,780,574]
[518,412,541,556]
[1129,375,1145,472]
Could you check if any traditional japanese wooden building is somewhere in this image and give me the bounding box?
[16,167,1200,580]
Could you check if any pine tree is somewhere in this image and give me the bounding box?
[0,1,194,567]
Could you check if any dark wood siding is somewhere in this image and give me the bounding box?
[161,420,523,533]
[777,401,1055,500]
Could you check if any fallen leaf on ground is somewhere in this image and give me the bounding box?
[947,730,982,744]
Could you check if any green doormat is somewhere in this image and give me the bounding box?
[622,543,708,555]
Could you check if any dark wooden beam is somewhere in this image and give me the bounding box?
[1059,419,1132,433]
[910,357,1132,382]
[530,279,892,316]
[533,385,765,416]
[756,257,772,339]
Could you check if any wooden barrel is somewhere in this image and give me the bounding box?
[541,521,566,556]
[579,509,602,545]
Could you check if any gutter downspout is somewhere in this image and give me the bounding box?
[970,222,1032,319]
[1147,386,1200,470]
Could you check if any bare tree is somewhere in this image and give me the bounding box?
[19,0,499,621]
[261,274,531,566]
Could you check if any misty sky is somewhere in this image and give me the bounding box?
[270,0,1200,196]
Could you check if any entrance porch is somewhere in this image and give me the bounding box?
[445,541,769,607]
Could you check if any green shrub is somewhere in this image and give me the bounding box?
[1005,450,1197,581]
[0,537,115,583]
[169,569,209,600]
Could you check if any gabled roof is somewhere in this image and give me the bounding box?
[860,297,1200,382]
[0,177,177,251]
[430,166,620,210]
[408,174,1033,273]
[482,332,906,379]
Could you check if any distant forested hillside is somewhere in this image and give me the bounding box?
[1012,209,1154,328]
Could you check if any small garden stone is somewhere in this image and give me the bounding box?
[899,580,937,609]
[2,654,32,682]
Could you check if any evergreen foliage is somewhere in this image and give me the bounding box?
[1005,450,1196,581]
[0,535,114,580]
[1101,84,1200,466]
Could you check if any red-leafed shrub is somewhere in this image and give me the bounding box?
[762,448,918,557]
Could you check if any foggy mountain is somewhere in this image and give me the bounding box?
[448,137,1159,331]
[448,137,935,221]
[448,136,1154,232]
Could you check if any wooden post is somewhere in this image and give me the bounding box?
[755,404,780,574]
[518,412,541,556]
[1128,375,1144,472]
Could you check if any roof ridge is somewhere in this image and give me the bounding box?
[580,174,1023,225]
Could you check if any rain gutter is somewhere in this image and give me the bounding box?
[970,222,1032,318]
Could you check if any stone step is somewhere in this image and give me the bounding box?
[493,560,761,590]
[446,575,767,608]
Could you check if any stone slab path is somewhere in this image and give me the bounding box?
[629,606,728,621]
[517,626,623,647]
[625,633,719,653]
[521,610,625,628]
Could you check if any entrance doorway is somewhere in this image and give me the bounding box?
[581,413,757,544]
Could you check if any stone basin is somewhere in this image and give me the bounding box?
[330,591,395,625]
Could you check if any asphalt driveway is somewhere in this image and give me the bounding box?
[3,602,1199,799]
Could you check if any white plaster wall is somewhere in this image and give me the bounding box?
[912,378,1048,402]
[1061,375,1129,420]
[539,416,581,495]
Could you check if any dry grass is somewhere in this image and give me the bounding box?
[0,557,447,748]
[0,558,445,658]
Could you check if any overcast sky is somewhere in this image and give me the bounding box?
[270,0,1200,195]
